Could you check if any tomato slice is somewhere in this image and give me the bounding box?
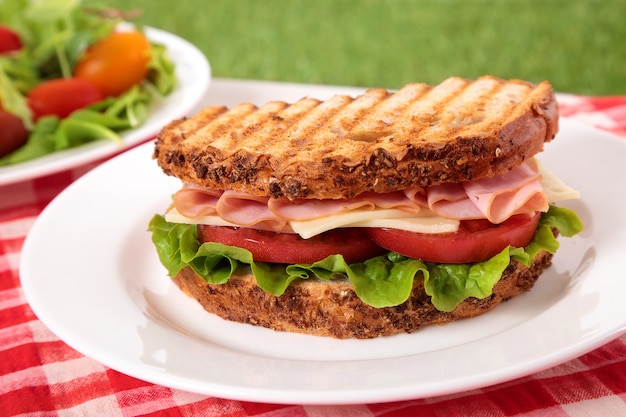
[198,226,386,264]
[27,78,103,120]
[366,212,542,264]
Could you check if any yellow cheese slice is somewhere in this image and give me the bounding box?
[537,161,581,202]
[289,209,459,239]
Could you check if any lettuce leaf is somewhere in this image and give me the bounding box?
[423,248,511,311]
[148,205,583,311]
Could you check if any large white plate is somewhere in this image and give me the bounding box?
[20,119,626,405]
[0,26,210,186]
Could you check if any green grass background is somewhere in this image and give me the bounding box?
[84,0,626,95]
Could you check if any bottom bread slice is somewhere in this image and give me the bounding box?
[172,250,553,339]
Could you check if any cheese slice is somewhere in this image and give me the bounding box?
[538,161,581,202]
[290,208,459,239]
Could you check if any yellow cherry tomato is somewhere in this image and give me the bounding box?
[74,31,151,97]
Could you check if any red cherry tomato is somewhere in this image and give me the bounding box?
[74,31,151,97]
[27,78,103,120]
[366,212,542,264]
[198,226,387,264]
[0,25,22,54]
[0,109,29,157]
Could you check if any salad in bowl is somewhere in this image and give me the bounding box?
[0,0,201,175]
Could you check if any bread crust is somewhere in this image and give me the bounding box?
[154,76,558,200]
[172,249,553,339]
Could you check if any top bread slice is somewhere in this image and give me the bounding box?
[154,76,558,200]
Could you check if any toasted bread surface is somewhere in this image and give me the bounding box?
[154,76,558,200]
[172,249,553,339]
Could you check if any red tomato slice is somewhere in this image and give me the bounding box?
[0,109,28,157]
[198,226,387,264]
[0,25,22,54]
[366,212,542,264]
[27,78,103,120]
[74,31,151,97]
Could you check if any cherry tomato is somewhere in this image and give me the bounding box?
[0,109,28,157]
[0,25,22,54]
[198,226,387,264]
[366,212,542,264]
[74,31,151,97]
[27,78,103,120]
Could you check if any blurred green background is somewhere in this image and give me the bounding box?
[84,0,625,95]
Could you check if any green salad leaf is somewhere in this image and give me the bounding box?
[0,63,33,128]
[148,205,583,311]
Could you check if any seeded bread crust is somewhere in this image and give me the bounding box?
[154,76,558,200]
[172,249,553,339]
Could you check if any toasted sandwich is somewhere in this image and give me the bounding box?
[149,76,583,339]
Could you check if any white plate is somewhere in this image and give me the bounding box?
[20,119,626,405]
[0,26,210,186]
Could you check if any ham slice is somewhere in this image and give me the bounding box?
[216,190,287,231]
[173,185,222,217]
[427,161,547,223]
[171,160,548,229]
[463,163,548,223]
[268,190,423,221]
[268,197,376,221]
[427,183,485,219]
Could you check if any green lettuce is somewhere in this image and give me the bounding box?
[148,205,583,311]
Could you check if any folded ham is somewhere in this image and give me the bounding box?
[172,160,548,233]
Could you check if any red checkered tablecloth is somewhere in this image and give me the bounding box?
[1,93,625,417]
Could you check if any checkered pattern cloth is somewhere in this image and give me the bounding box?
[1,95,626,417]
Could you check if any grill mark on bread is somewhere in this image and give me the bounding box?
[317,88,391,143]
[282,94,353,153]
[154,76,558,200]
[349,82,430,143]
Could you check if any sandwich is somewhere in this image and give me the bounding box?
[149,76,583,339]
